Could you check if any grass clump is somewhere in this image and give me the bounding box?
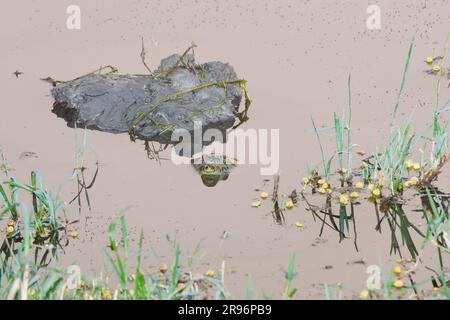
[299,37,450,299]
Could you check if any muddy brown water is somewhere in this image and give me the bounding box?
[1,1,449,299]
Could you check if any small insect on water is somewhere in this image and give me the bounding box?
[13,70,23,78]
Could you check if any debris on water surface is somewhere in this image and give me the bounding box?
[19,151,38,160]
[13,70,23,78]
[251,200,262,208]
[260,191,269,200]
[68,230,79,239]
[50,46,251,145]
[220,230,230,240]
[285,199,294,210]
[295,222,303,229]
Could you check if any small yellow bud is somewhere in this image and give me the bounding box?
[394,266,402,276]
[339,194,350,206]
[409,176,419,186]
[425,56,433,65]
[412,163,421,172]
[7,220,15,227]
[321,183,329,190]
[405,159,414,170]
[302,177,310,185]
[318,187,326,194]
[159,263,168,274]
[260,191,269,200]
[350,191,359,200]
[367,183,375,191]
[6,226,14,237]
[359,290,370,300]
[355,181,364,190]
[393,279,404,289]
[205,269,215,278]
[251,200,262,208]
[432,64,441,73]
[372,188,381,198]
[101,287,113,300]
[404,181,411,188]
[285,200,295,210]
[295,222,303,229]
[68,230,78,239]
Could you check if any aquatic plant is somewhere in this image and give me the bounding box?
[299,37,450,299]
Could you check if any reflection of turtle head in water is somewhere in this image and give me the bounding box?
[191,154,237,187]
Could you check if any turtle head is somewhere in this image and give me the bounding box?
[199,164,223,187]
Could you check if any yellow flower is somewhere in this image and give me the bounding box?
[394,266,402,276]
[321,183,329,190]
[412,163,421,172]
[318,187,326,194]
[260,191,269,200]
[432,64,441,73]
[367,183,375,191]
[7,220,14,227]
[205,269,215,277]
[101,287,113,300]
[359,290,370,300]
[409,176,419,186]
[251,200,262,208]
[372,188,381,198]
[339,194,350,206]
[350,191,359,200]
[425,56,433,65]
[393,279,404,289]
[405,159,414,170]
[6,226,14,237]
[404,181,411,188]
[302,177,310,185]
[68,230,78,239]
[295,222,303,229]
[355,181,364,190]
[159,263,168,274]
[285,200,295,210]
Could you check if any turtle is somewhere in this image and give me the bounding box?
[191,154,237,187]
